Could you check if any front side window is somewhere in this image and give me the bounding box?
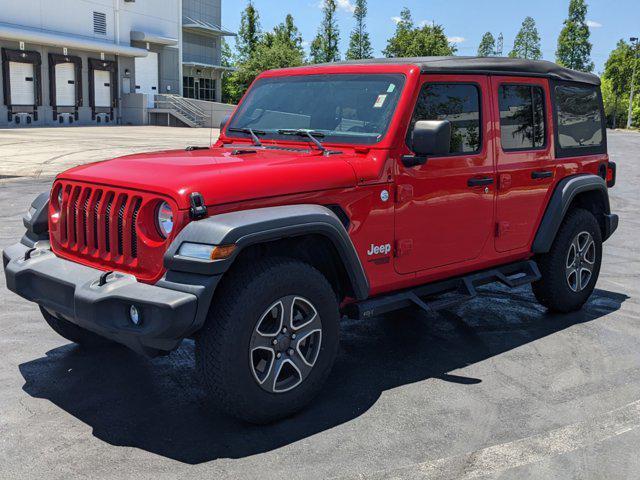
[555,84,604,150]
[498,85,546,150]
[408,83,481,154]
[227,74,406,145]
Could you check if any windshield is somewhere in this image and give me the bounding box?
[227,74,406,145]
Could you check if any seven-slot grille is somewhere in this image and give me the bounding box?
[51,181,166,281]
[58,184,141,261]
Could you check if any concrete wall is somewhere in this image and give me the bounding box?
[183,0,222,26]
[182,97,235,128]
[1,0,180,47]
[120,93,146,126]
[183,32,220,66]
[0,38,120,127]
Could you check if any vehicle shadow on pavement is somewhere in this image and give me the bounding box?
[18,286,628,465]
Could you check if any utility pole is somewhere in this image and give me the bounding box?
[627,37,639,129]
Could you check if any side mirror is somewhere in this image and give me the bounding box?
[403,120,451,167]
[220,112,232,131]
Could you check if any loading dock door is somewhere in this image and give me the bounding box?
[55,63,76,106]
[9,62,35,105]
[134,52,159,108]
[94,70,112,107]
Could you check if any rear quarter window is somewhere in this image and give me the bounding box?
[553,83,606,157]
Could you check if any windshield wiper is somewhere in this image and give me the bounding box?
[277,129,326,152]
[228,127,265,147]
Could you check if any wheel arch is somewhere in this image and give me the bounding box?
[164,204,370,302]
[532,174,616,254]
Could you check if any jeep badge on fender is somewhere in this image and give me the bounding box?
[3,57,618,424]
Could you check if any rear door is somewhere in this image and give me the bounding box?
[9,62,35,105]
[55,63,76,107]
[94,70,112,107]
[394,75,495,274]
[491,77,556,252]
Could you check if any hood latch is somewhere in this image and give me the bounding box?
[189,192,208,220]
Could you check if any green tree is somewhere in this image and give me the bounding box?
[236,1,261,62]
[477,32,496,57]
[384,9,456,58]
[495,32,504,56]
[383,8,414,58]
[220,39,235,103]
[310,0,341,63]
[227,14,306,103]
[602,40,638,127]
[346,0,373,60]
[509,17,542,60]
[556,0,594,72]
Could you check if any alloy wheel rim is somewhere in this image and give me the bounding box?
[249,295,323,394]
[565,231,596,292]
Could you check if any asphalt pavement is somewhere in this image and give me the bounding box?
[0,129,639,479]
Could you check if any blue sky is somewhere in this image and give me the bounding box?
[221,0,640,74]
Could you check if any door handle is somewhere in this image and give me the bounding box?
[531,170,553,180]
[467,177,494,187]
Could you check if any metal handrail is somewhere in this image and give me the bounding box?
[154,94,207,127]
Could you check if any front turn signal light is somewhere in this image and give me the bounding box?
[178,242,237,260]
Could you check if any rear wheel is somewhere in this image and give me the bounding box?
[532,208,602,313]
[196,257,340,424]
[40,307,113,347]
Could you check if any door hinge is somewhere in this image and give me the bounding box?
[496,221,510,237]
[396,184,414,203]
[395,239,413,257]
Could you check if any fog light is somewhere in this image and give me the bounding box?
[129,305,141,325]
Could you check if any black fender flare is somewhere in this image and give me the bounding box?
[22,192,50,247]
[163,204,370,300]
[532,174,616,254]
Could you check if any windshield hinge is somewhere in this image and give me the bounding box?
[189,192,208,220]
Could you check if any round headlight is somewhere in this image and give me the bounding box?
[156,201,174,238]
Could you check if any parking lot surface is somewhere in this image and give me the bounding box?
[0,129,639,479]
[0,126,218,178]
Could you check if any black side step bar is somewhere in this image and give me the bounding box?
[349,260,541,320]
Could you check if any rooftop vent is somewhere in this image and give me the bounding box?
[93,12,107,35]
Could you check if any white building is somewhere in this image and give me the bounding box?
[0,0,235,128]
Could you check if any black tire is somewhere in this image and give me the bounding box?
[40,306,113,347]
[195,257,340,424]
[532,208,602,313]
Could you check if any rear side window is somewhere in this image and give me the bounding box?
[408,83,481,154]
[498,85,546,150]
[554,84,605,155]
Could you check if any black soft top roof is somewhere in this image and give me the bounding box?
[320,56,600,86]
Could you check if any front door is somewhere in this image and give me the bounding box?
[134,52,159,108]
[394,75,495,274]
[490,77,556,252]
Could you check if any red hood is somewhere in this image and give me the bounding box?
[59,146,363,209]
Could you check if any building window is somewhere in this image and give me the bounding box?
[408,83,481,154]
[183,76,195,98]
[498,85,546,151]
[183,76,216,101]
[93,12,107,35]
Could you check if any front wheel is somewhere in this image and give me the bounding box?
[532,208,602,313]
[196,258,340,424]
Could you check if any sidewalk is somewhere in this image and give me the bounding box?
[0,126,219,178]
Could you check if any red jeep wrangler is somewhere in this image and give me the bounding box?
[4,57,618,423]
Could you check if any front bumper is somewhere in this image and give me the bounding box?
[3,242,200,356]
